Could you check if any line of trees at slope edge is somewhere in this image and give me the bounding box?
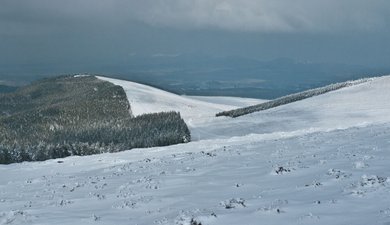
[216,78,373,118]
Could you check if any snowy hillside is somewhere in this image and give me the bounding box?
[97,76,265,140]
[1,75,390,225]
[98,77,261,120]
[97,76,265,121]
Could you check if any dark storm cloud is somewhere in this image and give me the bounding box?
[1,0,389,34]
[127,0,390,32]
[0,0,116,36]
[0,0,390,73]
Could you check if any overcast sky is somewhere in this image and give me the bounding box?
[1,0,390,76]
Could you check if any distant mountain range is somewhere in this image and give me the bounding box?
[1,55,389,99]
[91,55,390,99]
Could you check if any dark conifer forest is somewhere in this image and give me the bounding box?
[0,75,191,164]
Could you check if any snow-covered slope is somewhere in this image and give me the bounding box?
[186,96,267,108]
[193,76,390,140]
[1,75,390,225]
[97,76,265,140]
[99,76,390,141]
[97,76,265,121]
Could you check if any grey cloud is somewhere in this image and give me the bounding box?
[126,0,390,32]
[1,0,389,35]
[0,0,119,36]
[0,0,389,71]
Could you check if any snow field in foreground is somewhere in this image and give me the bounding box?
[0,124,390,225]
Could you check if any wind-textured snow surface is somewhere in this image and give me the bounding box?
[1,75,390,225]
